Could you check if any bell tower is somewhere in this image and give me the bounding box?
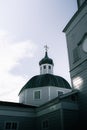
[39,45,54,75]
[63,0,87,129]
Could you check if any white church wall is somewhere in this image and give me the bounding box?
[64,3,87,71]
[19,86,71,106]
[20,87,50,106]
[49,87,72,100]
[19,90,26,104]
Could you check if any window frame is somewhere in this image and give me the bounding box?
[34,90,41,100]
[58,91,63,96]
[4,122,18,130]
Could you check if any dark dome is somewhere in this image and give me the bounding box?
[39,51,54,65]
[19,74,71,94]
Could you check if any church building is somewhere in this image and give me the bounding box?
[0,47,79,130]
[0,0,87,130]
[19,46,71,106]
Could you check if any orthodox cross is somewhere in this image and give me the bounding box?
[44,45,49,52]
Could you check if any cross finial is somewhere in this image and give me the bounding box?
[44,45,49,52]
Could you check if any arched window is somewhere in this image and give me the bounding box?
[43,65,46,69]
[49,66,51,69]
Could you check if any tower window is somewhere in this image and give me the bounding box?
[43,65,46,69]
[49,66,51,69]
[58,91,63,96]
[34,91,41,99]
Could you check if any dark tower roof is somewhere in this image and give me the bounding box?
[19,74,71,94]
[39,51,54,65]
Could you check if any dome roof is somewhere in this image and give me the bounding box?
[19,74,71,94]
[39,51,54,65]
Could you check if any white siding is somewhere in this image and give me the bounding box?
[40,64,53,74]
[19,86,71,106]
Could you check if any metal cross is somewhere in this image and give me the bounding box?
[44,45,49,52]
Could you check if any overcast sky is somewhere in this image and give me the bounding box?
[0,0,77,102]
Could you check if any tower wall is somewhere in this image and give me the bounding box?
[63,1,87,129]
[40,64,53,75]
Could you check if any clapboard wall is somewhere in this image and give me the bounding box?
[63,1,87,129]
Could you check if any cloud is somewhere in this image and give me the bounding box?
[0,30,37,102]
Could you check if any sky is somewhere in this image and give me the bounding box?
[0,0,77,102]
